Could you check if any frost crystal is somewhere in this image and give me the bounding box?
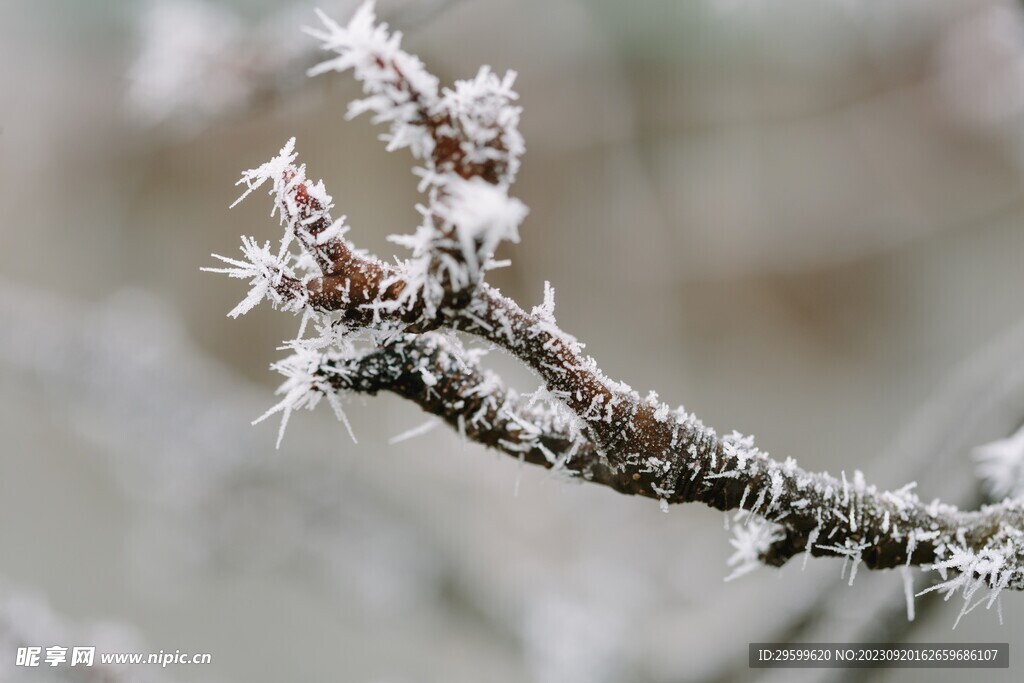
[388,418,442,445]
[307,0,440,159]
[253,345,357,449]
[918,541,1020,628]
[439,65,525,183]
[816,538,872,586]
[724,514,784,582]
[231,136,300,209]
[973,424,1024,500]
[900,566,916,622]
[202,236,299,318]
[435,176,528,276]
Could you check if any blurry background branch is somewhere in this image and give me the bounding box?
[127,0,463,135]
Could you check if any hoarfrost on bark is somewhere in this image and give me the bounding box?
[206,0,1024,625]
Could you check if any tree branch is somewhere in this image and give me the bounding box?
[207,0,1024,618]
[306,289,1024,586]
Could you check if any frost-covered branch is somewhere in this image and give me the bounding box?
[307,0,526,311]
[317,309,1024,594]
[319,332,594,470]
[207,0,1024,616]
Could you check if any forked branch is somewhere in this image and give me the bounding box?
[206,0,1024,624]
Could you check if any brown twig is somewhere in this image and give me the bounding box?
[211,1,1024,605]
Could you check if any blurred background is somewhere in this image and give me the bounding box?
[3,0,1024,681]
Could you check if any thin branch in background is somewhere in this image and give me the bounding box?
[0,579,181,683]
[127,0,464,134]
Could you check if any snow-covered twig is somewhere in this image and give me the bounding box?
[207,0,1024,606]
[307,0,526,312]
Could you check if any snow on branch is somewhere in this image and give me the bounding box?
[206,0,1024,621]
[917,543,1018,628]
[306,0,526,311]
[202,235,302,318]
[307,1,441,158]
[306,0,523,185]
